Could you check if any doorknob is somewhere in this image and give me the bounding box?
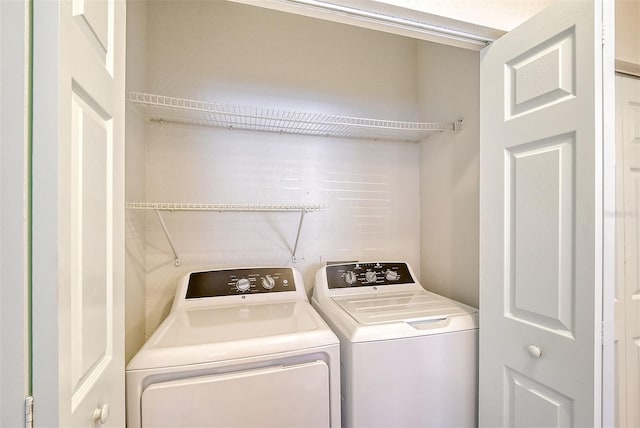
[93,403,110,424]
[527,344,542,359]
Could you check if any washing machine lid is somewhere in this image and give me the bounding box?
[332,289,472,325]
[127,300,338,370]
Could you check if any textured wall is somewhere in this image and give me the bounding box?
[140,1,424,336]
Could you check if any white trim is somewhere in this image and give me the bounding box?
[227,0,504,51]
[285,0,493,44]
[31,0,61,423]
[615,60,640,78]
[601,0,616,425]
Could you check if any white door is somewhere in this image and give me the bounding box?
[479,1,614,426]
[31,0,126,426]
[616,74,640,427]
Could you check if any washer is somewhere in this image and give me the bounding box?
[312,261,478,428]
[127,266,341,427]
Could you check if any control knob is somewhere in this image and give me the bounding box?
[236,278,251,292]
[365,271,377,283]
[385,270,400,281]
[344,271,357,285]
[261,275,276,290]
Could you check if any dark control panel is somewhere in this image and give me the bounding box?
[186,268,296,298]
[325,262,414,289]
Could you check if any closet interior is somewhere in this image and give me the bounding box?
[124,0,480,361]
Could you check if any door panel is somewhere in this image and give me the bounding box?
[507,134,575,335]
[505,368,573,427]
[72,0,110,69]
[505,28,575,119]
[479,1,611,426]
[69,88,114,409]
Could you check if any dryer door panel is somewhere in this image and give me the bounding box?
[141,361,330,427]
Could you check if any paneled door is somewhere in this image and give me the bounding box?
[616,75,640,427]
[32,0,126,426]
[479,1,614,426]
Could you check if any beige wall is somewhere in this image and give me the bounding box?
[417,42,480,309]
[124,0,148,363]
[616,0,640,74]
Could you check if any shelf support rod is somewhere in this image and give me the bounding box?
[155,209,181,266]
[291,210,306,263]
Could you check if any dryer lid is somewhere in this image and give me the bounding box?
[127,300,338,370]
[154,300,319,347]
[332,290,474,325]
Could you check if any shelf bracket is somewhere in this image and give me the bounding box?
[155,209,181,266]
[291,210,306,263]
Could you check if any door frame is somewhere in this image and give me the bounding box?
[602,1,616,425]
[31,0,61,422]
[0,0,31,425]
[613,73,640,427]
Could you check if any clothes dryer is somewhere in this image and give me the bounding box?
[127,266,340,427]
[312,261,477,428]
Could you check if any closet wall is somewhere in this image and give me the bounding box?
[418,42,480,307]
[616,0,640,73]
[125,0,480,355]
[125,0,147,362]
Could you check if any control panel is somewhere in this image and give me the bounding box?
[186,267,296,298]
[325,262,414,289]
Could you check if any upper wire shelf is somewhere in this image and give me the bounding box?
[128,92,461,142]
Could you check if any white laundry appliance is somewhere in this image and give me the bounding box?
[126,266,341,427]
[312,261,478,428]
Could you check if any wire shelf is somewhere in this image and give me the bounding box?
[126,202,327,265]
[128,92,458,142]
[125,202,328,212]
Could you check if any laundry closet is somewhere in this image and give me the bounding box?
[124,0,481,357]
[119,1,619,426]
[23,0,617,426]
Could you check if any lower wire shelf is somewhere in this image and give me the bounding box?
[126,202,328,265]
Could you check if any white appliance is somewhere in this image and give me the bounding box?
[127,266,341,427]
[312,261,478,428]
